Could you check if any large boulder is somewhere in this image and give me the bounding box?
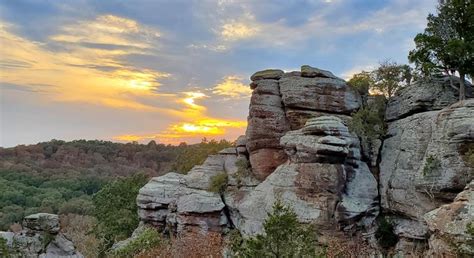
[136,148,248,233]
[0,213,83,258]
[385,76,463,122]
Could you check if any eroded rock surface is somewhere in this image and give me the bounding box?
[227,116,378,236]
[0,213,83,258]
[246,65,361,180]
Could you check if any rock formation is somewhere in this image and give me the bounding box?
[133,66,473,256]
[0,213,83,258]
[380,79,474,253]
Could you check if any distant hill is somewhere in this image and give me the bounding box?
[0,139,233,230]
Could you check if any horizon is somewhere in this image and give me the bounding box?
[0,0,437,147]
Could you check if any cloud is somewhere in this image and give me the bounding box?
[220,21,259,41]
[212,76,251,98]
[0,17,172,111]
[50,14,160,50]
[113,90,247,144]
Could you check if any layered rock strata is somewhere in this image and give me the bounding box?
[0,213,83,258]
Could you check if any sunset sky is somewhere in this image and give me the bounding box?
[0,0,436,147]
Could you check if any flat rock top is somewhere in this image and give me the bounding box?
[250,69,284,81]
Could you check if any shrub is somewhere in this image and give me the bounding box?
[234,158,251,186]
[111,227,161,257]
[208,173,228,194]
[349,95,386,141]
[0,237,9,257]
[422,155,441,177]
[462,143,474,167]
[375,217,398,249]
[231,200,325,257]
[467,222,474,237]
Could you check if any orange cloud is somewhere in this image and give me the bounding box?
[212,75,251,98]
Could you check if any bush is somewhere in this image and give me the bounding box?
[422,155,441,177]
[349,96,386,141]
[231,200,325,257]
[462,143,474,167]
[111,227,161,257]
[234,158,251,187]
[375,217,398,249]
[208,173,228,194]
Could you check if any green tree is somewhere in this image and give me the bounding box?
[92,173,148,254]
[233,201,324,257]
[372,61,411,98]
[409,0,474,100]
[348,71,375,105]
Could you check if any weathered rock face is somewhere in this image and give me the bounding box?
[380,78,474,254]
[0,213,83,258]
[136,148,248,234]
[133,67,474,256]
[424,180,474,256]
[227,116,378,236]
[246,66,361,180]
[385,76,469,122]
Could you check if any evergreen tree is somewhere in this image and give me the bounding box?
[409,0,474,100]
[233,200,324,258]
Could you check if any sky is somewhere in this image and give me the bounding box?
[0,0,437,147]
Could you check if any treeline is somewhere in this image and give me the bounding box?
[0,138,233,231]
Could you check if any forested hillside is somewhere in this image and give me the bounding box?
[0,139,233,230]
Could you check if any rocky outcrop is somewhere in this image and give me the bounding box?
[227,116,378,236]
[385,76,470,122]
[132,67,474,256]
[424,180,474,256]
[246,66,361,180]
[0,213,83,258]
[136,147,252,234]
[380,77,474,253]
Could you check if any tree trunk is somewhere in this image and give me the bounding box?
[459,72,466,101]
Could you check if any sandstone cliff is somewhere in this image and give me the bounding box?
[134,66,473,256]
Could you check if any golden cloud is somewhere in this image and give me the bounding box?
[212,76,251,98]
[1,17,247,145]
[220,21,259,41]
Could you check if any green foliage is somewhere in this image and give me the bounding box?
[208,173,228,194]
[0,237,10,257]
[0,170,105,230]
[462,143,474,167]
[467,222,474,237]
[349,95,387,141]
[172,138,233,173]
[409,0,474,100]
[234,158,251,187]
[92,173,148,253]
[422,155,441,177]
[111,227,161,257]
[375,217,398,249]
[348,71,374,97]
[231,200,324,257]
[373,61,413,98]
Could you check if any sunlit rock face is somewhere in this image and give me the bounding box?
[229,116,378,236]
[246,66,361,180]
[380,79,474,254]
